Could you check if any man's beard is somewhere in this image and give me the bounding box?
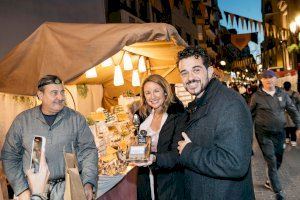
[185,78,209,98]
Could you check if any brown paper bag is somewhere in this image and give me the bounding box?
[64,152,86,200]
[0,162,9,200]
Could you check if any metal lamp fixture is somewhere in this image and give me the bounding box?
[132,70,140,86]
[138,56,147,72]
[85,67,97,78]
[114,65,124,86]
[123,52,133,70]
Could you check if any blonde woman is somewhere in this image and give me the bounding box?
[136,74,184,200]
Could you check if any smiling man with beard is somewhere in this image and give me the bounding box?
[1,75,98,200]
[176,47,254,199]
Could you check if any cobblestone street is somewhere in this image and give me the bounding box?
[252,137,300,200]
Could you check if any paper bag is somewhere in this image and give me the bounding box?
[64,152,86,200]
[0,162,9,200]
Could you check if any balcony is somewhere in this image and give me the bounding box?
[206,40,218,57]
[197,25,204,41]
[120,9,144,23]
[120,2,137,17]
[205,23,216,40]
[119,1,151,22]
[196,18,205,25]
[207,47,217,59]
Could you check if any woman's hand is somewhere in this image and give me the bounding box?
[131,154,156,167]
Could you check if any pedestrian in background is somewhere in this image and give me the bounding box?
[283,81,300,147]
[250,70,300,200]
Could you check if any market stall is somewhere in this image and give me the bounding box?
[0,22,187,198]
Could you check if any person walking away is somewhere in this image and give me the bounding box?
[283,81,300,147]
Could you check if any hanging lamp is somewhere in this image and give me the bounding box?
[101,57,113,67]
[85,67,97,78]
[132,70,140,86]
[114,65,124,86]
[138,56,147,72]
[123,52,133,70]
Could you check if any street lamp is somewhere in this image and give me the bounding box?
[220,60,226,66]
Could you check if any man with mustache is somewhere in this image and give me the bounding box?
[1,75,98,200]
[176,47,254,199]
[250,70,300,200]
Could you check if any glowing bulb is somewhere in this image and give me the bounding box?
[296,16,300,26]
[220,60,226,66]
[290,21,297,34]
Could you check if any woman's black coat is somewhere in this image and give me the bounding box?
[137,105,185,200]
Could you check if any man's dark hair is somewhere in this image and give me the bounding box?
[37,75,63,91]
[176,46,210,68]
[283,81,291,91]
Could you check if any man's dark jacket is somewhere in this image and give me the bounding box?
[250,87,300,131]
[179,78,254,200]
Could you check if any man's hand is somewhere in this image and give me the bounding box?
[84,183,94,200]
[177,132,191,155]
[296,129,300,144]
[17,189,30,200]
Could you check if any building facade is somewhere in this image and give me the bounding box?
[262,0,300,90]
[104,0,222,64]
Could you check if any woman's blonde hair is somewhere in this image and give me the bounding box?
[139,74,174,118]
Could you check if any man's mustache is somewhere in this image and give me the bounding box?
[54,100,65,104]
[187,80,200,85]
